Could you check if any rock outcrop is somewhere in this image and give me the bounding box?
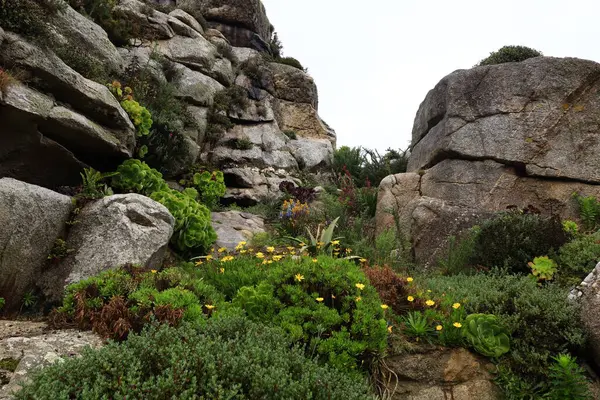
[385,347,500,400]
[569,262,600,367]
[41,194,175,301]
[0,0,334,203]
[211,211,266,249]
[0,179,73,311]
[377,57,600,265]
[0,321,102,399]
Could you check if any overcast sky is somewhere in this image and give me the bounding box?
[261,0,598,152]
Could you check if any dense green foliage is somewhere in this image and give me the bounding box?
[420,272,585,381]
[18,317,375,400]
[546,354,593,400]
[67,0,133,46]
[275,57,305,70]
[557,230,600,283]
[470,211,568,273]
[190,171,226,209]
[478,45,543,66]
[107,82,153,137]
[333,146,408,187]
[111,159,216,253]
[573,193,600,232]
[462,313,510,358]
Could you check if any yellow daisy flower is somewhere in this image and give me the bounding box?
[316,297,324,302]
[256,252,265,259]
[218,247,227,253]
[452,303,461,309]
[355,283,365,290]
[205,304,215,310]
[436,325,443,331]
[406,277,413,282]
[294,274,304,282]
[381,304,389,310]
[453,322,462,328]
[425,300,435,307]
[266,246,275,253]
[407,296,415,302]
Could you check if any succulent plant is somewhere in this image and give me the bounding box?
[528,256,557,282]
[462,313,510,358]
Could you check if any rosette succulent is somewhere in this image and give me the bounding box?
[462,313,510,358]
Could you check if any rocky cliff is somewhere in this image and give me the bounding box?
[376,57,600,265]
[0,0,334,204]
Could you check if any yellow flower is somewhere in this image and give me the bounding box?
[194,260,203,266]
[256,252,265,259]
[205,304,215,310]
[294,274,304,282]
[206,255,214,261]
[299,242,306,247]
[355,296,362,302]
[359,258,367,263]
[237,241,247,247]
[436,325,443,331]
[240,250,247,254]
[331,240,340,245]
[219,267,225,274]
[346,248,352,254]
[407,296,415,302]
[425,300,435,307]
[210,248,215,253]
[452,303,461,310]
[151,269,157,274]
[312,259,318,263]
[427,289,432,293]
[316,297,324,302]
[406,277,413,282]
[273,255,283,261]
[218,247,227,253]
[266,246,275,253]
[355,283,365,290]
[387,325,393,333]
[381,304,389,310]
[267,260,273,264]
[453,322,462,328]
[262,260,268,265]
[290,251,296,255]
[287,246,295,251]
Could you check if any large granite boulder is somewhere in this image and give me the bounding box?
[385,347,500,400]
[376,57,600,266]
[569,262,600,368]
[0,179,73,311]
[41,195,175,301]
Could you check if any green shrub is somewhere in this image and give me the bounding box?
[333,146,408,188]
[228,137,254,150]
[470,210,568,274]
[0,0,65,38]
[462,313,510,358]
[573,193,600,232]
[437,229,479,275]
[528,256,558,282]
[54,45,109,82]
[283,129,298,140]
[546,354,593,400]
[190,171,226,209]
[269,31,283,58]
[68,0,133,46]
[107,82,152,137]
[54,265,224,339]
[47,239,73,262]
[195,254,388,371]
[478,45,543,66]
[18,316,375,400]
[78,167,116,200]
[557,231,600,282]
[111,159,167,196]
[420,272,585,381]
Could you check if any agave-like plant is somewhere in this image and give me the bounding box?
[287,217,345,256]
[462,313,510,358]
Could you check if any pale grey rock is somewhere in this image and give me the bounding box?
[211,211,266,250]
[220,121,287,151]
[0,179,73,311]
[408,57,600,184]
[0,31,134,131]
[231,47,260,64]
[229,97,275,123]
[41,195,175,301]
[168,15,202,38]
[113,0,175,39]
[186,105,209,142]
[46,4,124,74]
[287,138,333,171]
[269,62,318,107]
[572,262,600,366]
[222,167,300,206]
[168,9,204,34]
[173,63,224,106]
[0,323,102,399]
[156,35,219,78]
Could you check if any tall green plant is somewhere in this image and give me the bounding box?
[573,193,600,232]
[545,354,592,400]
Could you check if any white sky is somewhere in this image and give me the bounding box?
[261,0,599,152]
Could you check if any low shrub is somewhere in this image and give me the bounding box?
[419,272,585,382]
[470,210,568,274]
[362,265,408,315]
[68,0,133,46]
[54,45,109,82]
[184,171,226,210]
[107,81,152,137]
[19,316,375,400]
[228,137,254,150]
[333,146,408,188]
[557,231,600,283]
[275,56,305,71]
[478,45,543,66]
[194,253,389,371]
[0,0,65,38]
[279,181,317,204]
[283,129,298,140]
[52,265,224,340]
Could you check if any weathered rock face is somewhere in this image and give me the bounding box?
[0,321,102,399]
[377,57,600,266]
[570,262,600,367]
[211,211,266,249]
[177,0,273,50]
[0,0,335,200]
[40,194,174,301]
[385,347,500,400]
[0,179,73,311]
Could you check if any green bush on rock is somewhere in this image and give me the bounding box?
[18,316,375,400]
[478,45,543,66]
